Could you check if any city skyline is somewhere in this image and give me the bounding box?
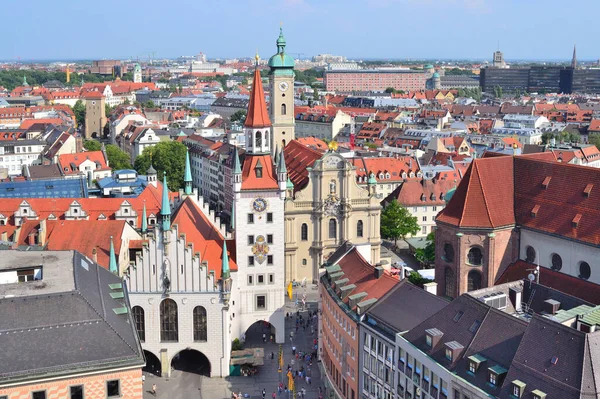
[1,0,597,61]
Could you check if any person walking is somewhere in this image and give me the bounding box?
[272,391,276,399]
[151,384,157,396]
[262,388,266,398]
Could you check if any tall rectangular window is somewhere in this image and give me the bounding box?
[267,212,273,223]
[256,295,266,310]
[247,214,254,224]
[248,256,255,266]
[106,380,120,398]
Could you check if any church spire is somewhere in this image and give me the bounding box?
[244,59,271,130]
[184,149,192,195]
[221,240,231,280]
[141,200,148,234]
[572,44,577,69]
[109,236,118,274]
[160,175,171,231]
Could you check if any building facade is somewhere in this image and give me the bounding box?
[325,70,429,92]
[84,93,106,139]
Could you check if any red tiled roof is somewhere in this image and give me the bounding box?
[352,157,419,182]
[514,156,600,246]
[295,137,328,152]
[172,197,236,278]
[437,156,515,228]
[244,67,271,128]
[335,248,398,309]
[241,154,278,191]
[496,260,600,305]
[45,220,128,269]
[283,139,322,191]
[384,177,460,206]
[588,119,600,132]
[19,118,64,130]
[57,151,108,173]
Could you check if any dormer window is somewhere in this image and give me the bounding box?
[531,389,547,399]
[511,380,526,398]
[255,159,263,178]
[444,341,463,362]
[425,328,443,348]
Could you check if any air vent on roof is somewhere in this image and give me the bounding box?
[542,176,551,189]
[531,204,540,218]
[480,293,507,310]
[572,214,582,228]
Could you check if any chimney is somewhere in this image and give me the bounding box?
[423,282,438,295]
[374,266,384,279]
[39,219,47,247]
[543,299,561,315]
[92,247,98,263]
[0,232,7,242]
[509,287,522,312]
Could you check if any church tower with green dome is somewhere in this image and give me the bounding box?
[268,27,295,148]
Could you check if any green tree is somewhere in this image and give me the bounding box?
[300,92,306,101]
[590,134,600,151]
[72,100,86,128]
[143,100,156,109]
[134,141,187,191]
[83,139,102,151]
[105,103,114,117]
[384,87,395,93]
[123,98,131,105]
[105,144,132,170]
[414,231,435,267]
[541,131,557,145]
[313,88,319,101]
[231,110,247,123]
[407,271,433,288]
[380,200,420,246]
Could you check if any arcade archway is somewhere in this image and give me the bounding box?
[243,320,277,346]
[171,349,211,377]
[143,350,161,377]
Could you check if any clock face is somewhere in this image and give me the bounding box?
[279,81,289,92]
[252,197,268,213]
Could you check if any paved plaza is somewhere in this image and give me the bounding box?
[143,285,324,399]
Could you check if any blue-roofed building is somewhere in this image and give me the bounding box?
[0,176,88,198]
[96,169,151,197]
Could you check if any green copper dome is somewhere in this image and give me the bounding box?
[424,64,434,69]
[433,72,440,78]
[268,27,295,70]
[368,172,377,185]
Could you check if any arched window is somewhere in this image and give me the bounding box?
[525,246,536,263]
[301,223,308,241]
[467,270,482,292]
[255,131,262,148]
[443,243,454,263]
[551,253,562,271]
[579,261,591,280]
[160,298,178,342]
[357,220,364,237]
[329,219,337,239]
[444,267,455,299]
[193,306,208,342]
[282,139,286,147]
[281,103,287,115]
[467,247,483,266]
[132,306,145,342]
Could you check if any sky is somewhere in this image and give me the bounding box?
[0,0,597,61]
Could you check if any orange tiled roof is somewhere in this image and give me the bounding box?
[19,118,64,130]
[58,151,108,173]
[295,137,328,152]
[172,197,236,278]
[385,177,460,207]
[244,67,271,128]
[437,156,515,228]
[241,154,278,191]
[588,119,600,132]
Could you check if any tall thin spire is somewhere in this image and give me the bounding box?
[244,60,271,129]
[109,236,118,274]
[572,44,577,69]
[141,201,148,233]
[184,149,192,195]
[160,175,171,231]
[233,149,242,175]
[230,202,235,231]
[221,240,231,280]
[277,148,287,174]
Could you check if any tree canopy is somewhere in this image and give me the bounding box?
[230,109,247,123]
[105,144,132,170]
[83,139,102,151]
[134,141,187,191]
[0,69,122,90]
[414,231,436,267]
[589,134,600,151]
[380,200,420,245]
[72,100,86,128]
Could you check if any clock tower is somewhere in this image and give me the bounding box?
[268,28,295,148]
[230,58,286,343]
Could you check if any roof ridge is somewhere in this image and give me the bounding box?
[458,160,474,226]
[474,159,495,227]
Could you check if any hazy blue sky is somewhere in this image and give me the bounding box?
[1,0,595,61]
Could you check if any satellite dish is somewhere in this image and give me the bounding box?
[528,273,535,282]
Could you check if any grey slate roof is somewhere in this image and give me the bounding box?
[366,280,449,333]
[499,315,600,399]
[0,251,144,385]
